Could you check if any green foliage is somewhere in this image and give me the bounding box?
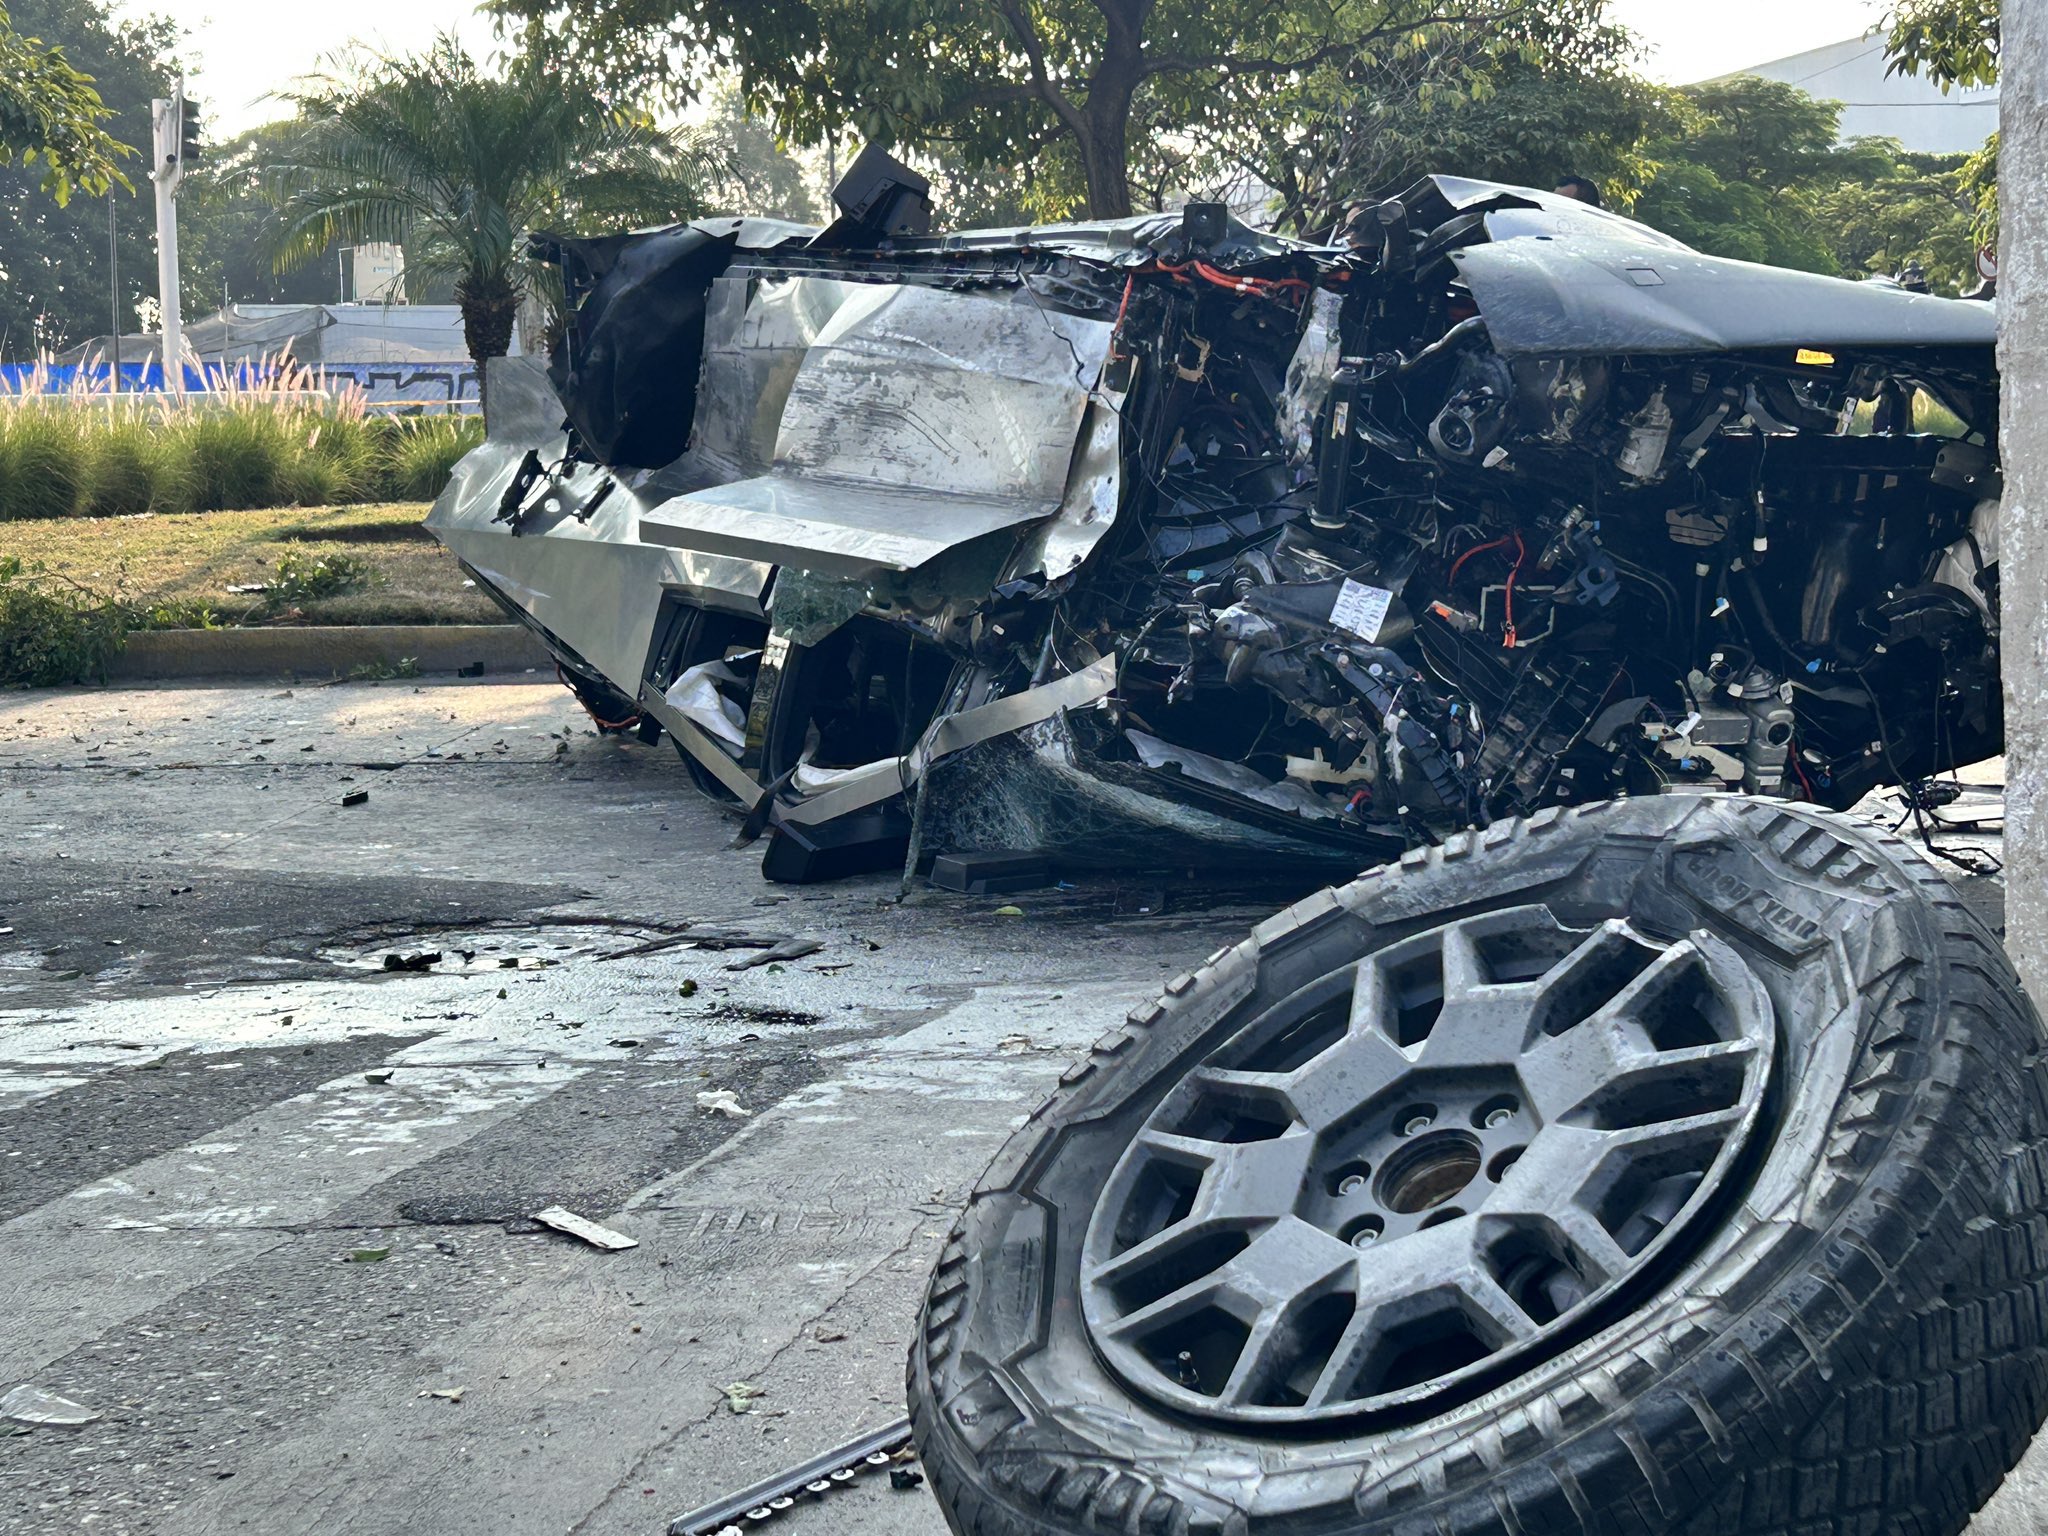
[0,405,88,519]
[173,407,292,512]
[267,544,381,603]
[701,82,820,223]
[1627,77,1988,291]
[0,555,127,685]
[255,41,728,383]
[0,395,485,520]
[1226,4,1651,233]
[1886,0,2000,89]
[0,0,131,205]
[0,0,179,355]
[79,413,192,515]
[383,415,485,501]
[490,0,1593,218]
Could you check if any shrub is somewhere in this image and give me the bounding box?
[267,544,382,603]
[0,352,486,520]
[280,413,385,506]
[79,413,193,516]
[386,415,485,500]
[0,557,128,686]
[0,408,90,521]
[175,407,295,512]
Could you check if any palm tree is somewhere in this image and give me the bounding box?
[260,40,723,416]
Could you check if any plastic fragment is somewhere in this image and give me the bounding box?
[697,1089,750,1118]
[721,1381,764,1414]
[347,1247,390,1263]
[1,1385,100,1427]
[532,1206,639,1251]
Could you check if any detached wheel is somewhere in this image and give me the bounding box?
[910,796,2048,1536]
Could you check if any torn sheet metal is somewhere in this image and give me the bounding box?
[433,149,2001,886]
[773,655,1118,828]
[640,476,1057,579]
[642,284,1113,578]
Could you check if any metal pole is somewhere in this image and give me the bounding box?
[108,194,122,387]
[2001,1,2047,1001]
[149,92,186,393]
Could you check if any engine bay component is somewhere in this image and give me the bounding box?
[427,156,2001,882]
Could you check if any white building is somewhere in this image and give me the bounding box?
[1709,35,1999,154]
[350,243,407,304]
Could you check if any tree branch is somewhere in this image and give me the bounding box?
[991,0,1086,136]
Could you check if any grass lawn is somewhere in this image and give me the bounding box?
[1,503,501,626]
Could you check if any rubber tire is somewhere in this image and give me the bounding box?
[908,795,2048,1536]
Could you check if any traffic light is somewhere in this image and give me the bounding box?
[178,97,202,166]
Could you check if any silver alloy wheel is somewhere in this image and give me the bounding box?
[1078,905,1777,1425]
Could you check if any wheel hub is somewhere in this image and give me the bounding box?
[1079,906,1777,1426]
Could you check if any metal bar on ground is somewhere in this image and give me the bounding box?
[666,1416,914,1536]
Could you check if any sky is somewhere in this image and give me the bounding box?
[148,0,1890,137]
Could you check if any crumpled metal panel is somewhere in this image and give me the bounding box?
[686,274,859,479]
[641,284,1114,579]
[425,357,769,692]
[640,475,1054,578]
[773,284,1110,500]
[1431,178,1998,356]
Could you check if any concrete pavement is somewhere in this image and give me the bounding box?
[0,678,2038,1535]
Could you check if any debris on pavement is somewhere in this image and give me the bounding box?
[340,790,369,807]
[889,1466,925,1491]
[695,1089,750,1118]
[382,951,443,973]
[347,1247,391,1263]
[1,1385,102,1428]
[420,1387,467,1403]
[719,1381,764,1414]
[723,936,824,971]
[666,1416,914,1536]
[532,1206,639,1251]
[363,1069,394,1084]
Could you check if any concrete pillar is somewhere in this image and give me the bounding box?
[2004,1,2048,998]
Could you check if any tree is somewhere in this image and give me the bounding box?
[1886,0,2000,90]
[489,0,1604,218]
[1632,80,1897,274]
[0,0,175,357]
[699,82,820,223]
[1184,3,1656,234]
[256,40,726,412]
[0,0,129,206]
[1884,0,2000,243]
[1622,77,1987,293]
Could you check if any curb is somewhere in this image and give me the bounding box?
[108,624,553,682]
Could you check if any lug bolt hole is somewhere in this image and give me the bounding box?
[1342,1215,1384,1248]
[1475,1096,1519,1130]
[1396,1103,1437,1136]
[1327,1161,1372,1197]
[1488,1147,1525,1183]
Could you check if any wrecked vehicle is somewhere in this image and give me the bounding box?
[426,159,2003,884]
[427,160,2044,1536]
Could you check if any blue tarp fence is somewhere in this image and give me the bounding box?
[0,359,479,411]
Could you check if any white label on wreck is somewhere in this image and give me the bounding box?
[1330,579,1394,642]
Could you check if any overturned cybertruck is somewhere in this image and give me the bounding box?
[428,157,2001,883]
